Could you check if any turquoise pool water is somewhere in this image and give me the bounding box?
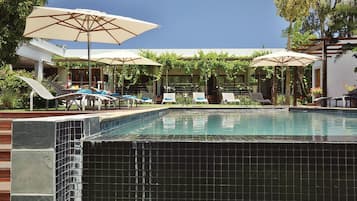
[103,109,357,137]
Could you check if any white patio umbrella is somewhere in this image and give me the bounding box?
[251,50,320,67]
[83,50,161,93]
[23,6,158,86]
[251,50,320,105]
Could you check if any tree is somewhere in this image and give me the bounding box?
[301,0,356,103]
[274,0,317,105]
[329,2,357,37]
[303,0,356,38]
[290,20,317,100]
[0,0,47,66]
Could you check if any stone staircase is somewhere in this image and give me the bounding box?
[0,119,12,201]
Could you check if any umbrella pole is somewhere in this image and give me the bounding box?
[272,66,277,105]
[121,63,124,95]
[113,66,116,93]
[166,69,169,92]
[293,66,298,106]
[87,32,92,87]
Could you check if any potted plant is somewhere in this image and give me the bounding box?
[345,84,357,107]
[310,87,322,98]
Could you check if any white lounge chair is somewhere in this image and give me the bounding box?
[221,92,240,104]
[192,92,209,104]
[162,93,176,104]
[18,76,110,111]
[250,92,272,105]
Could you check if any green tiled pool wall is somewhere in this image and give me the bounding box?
[83,141,357,201]
[55,121,84,201]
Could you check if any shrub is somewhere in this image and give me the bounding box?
[0,65,33,108]
[0,89,18,109]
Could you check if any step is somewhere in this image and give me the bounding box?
[0,134,11,145]
[0,120,12,131]
[0,144,11,150]
[0,193,10,201]
[0,162,10,169]
[0,181,10,192]
[0,151,10,162]
[0,169,10,182]
[0,181,10,201]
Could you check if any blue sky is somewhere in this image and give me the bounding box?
[47,0,288,49]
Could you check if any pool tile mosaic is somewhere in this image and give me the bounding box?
[55,121,84,201]
[83,141,357,201]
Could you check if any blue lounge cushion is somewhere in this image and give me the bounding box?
[111,93,120,97]
[96,90,110,95]
[76,89,93,94]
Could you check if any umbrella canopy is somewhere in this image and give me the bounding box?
[23,6,158,44]
[23,6,158,86]
[82,50,161,93]
[251,50,320,67]
[87,51,162,66]
[251,50,320,106]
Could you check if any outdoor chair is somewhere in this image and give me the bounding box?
[250,92,272,105]
[121,95,144,107]
[18,76,110,111]
[140,92,154,103]
[79,88,119,109]
[162,93,176,104]
[221,92,240,104]
[313,96,332,107]
[192,92,209,104]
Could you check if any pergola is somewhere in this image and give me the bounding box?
[294,36,357,106]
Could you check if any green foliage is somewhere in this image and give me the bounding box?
[329,3,357,37]
[0,65,33,108]
[274,0,318,23]
[274,0,318,48]
[0,89,18,109]
[302,0,356,38]
[117,65,151,90]
[238,96,260,105]
[140,50,273,87]
[290,20,317,49]
[0,0,47,66]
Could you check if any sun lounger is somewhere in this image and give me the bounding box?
[313,96,332,107]
[332,96,350,107]
[17,76,110,111]
[78,88,119,109]
[162,93,176,104]
[192,92,209,104]
[221,92,240,104]
[250,92,272,105]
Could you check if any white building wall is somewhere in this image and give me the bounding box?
[312,50,357,106]
[327,51,357,98]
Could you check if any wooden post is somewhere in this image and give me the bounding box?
[293,66,298,106]
[322,39,328,107]
[272,66,278,105]
[285,66,290,105]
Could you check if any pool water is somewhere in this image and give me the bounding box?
[104,109,357,136]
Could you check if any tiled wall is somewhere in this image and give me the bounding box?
[12,115,99,201]
[55,121,84,201]
[83,141,357,201]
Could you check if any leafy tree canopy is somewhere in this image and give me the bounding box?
[0,0,46,66]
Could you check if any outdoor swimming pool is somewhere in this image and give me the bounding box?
[98,109,357,139]
[82,108,357,201]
